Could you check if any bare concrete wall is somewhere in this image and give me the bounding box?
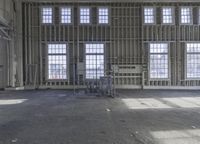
[21,2,200,89]
[0,0,21,89]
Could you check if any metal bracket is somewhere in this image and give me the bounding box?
[0,26,11,40]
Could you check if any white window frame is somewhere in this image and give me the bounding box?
[85,43,105,80]
[185,42,200,79]
[161,7,175,25]
[79,7,91,24]
[46,43,69,80]
[180,7,193,25]
[143,7,156,25]
[98,7,110,25]
[149,43,170,80]
[41,6,53,24]
[60,7,72,24]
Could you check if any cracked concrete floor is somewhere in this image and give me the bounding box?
[0,90,200,144]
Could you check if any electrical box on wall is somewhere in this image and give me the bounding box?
[77,63,85,75]
[77,63,85,84]
[112,65,142,74]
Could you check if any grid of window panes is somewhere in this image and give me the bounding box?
[144,7,155,24]
[42,7,53,24]
[186,43,200,78]
[162,7,173,24]
[85,44,104,79]
[149,43,169,79]
[80,8,90,24]
[98,8,109,24]
[48,44,67,79]
[61,7,72,24]
[180,7,192,24]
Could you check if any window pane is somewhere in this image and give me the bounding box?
[186,43,200,78]
[42,7,52,24]
[48,44,66,54]
[85,44,104,54]
[150,43,168,53]
[61,7,72,24]
[98,8,109,24]
[85,44,104,79]
[80,8,90,24]
[48,44,67,80]
[162,8,173,24]
[150,43,169,79]
[181,7,192,24]
[144,7,155,24]
[187,43,200,53]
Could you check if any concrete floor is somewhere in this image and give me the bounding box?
[0,90,200,144]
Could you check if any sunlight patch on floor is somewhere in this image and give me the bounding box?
[151,129,200,144]
[0,99,27,105]
[121,98,171,109]
[163,97,200,108]
[122,97,200,109]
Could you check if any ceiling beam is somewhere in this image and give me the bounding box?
[21,0,200,3]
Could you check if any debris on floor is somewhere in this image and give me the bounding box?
[11,138,18,143]
[192,126,196,129]
[120,119,126,123]
[106,108,111,112]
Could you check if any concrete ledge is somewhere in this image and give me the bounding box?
[5,87,25,91]
[115,85,142,89]
[5,85,200,90]
[38,85,87,89]
[143,86,200,90]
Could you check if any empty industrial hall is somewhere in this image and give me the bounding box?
[1,0,200,144]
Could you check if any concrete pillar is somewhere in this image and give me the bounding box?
[14,0,23,87]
